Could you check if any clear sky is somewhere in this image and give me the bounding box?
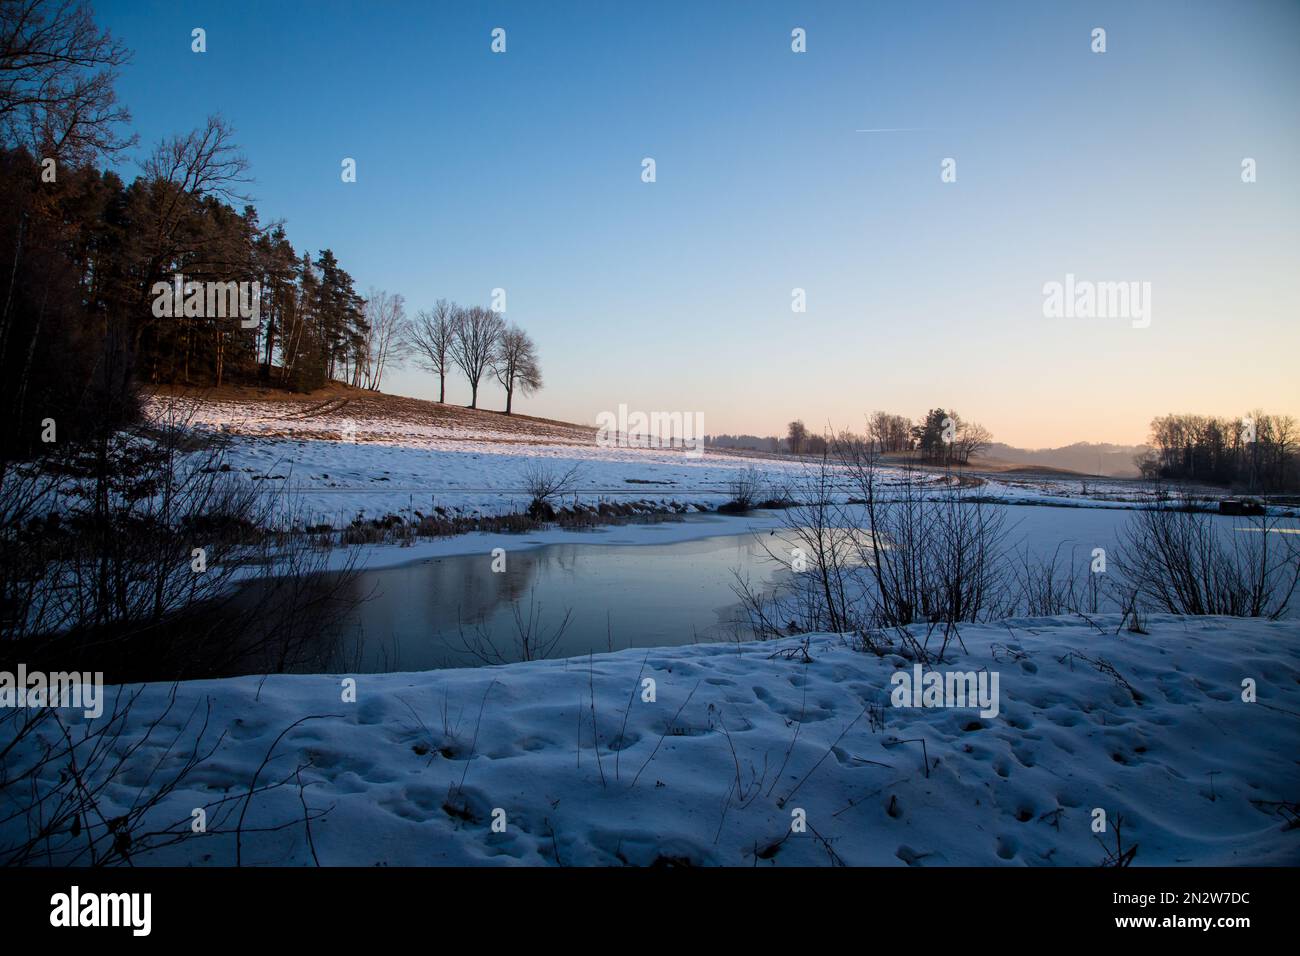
[95,0,1299,448]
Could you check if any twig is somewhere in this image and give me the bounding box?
[631,681,701,789]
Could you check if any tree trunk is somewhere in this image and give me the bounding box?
[215,328,224,387]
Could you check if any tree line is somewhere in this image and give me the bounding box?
[715,406,1299,490]
[711,409,993,465]
[1136,412,1298,491]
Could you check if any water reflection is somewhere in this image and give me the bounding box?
[221,505,1294,676]
[283,533,793,673]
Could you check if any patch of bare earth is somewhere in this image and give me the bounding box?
[149,382,599,446]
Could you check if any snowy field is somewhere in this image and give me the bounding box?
[6,393,1292,868]
[8,614,1298,866]
[158,394,1193,529]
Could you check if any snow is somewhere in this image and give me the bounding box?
[164,401,1192,528]
[162,394,810,520]
[8,614,1298,866]
[130,394,1299,537]
[218,435,785,522]
[8,396,1292,867]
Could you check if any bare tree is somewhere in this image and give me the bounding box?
[135,114,252,335]
[787,420,808,456]
[955,421,993,465]
[406,299,458,402]
[452,306,504,409]
[140,113,251,206]
[492,324,541,415]
[868,411,912,453]
[0,0,135,165]
[360,288,407,391]
[1269,414,1298,491]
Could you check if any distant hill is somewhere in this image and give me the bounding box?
[706,433,1149,477]
[984,442,1149,478]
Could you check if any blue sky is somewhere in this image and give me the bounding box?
[96,0,1299,447]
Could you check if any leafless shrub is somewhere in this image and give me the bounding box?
[760,452,862,635]
[1058,650,1142,704]
[442,680,496,822]
[0,686,330,866]
[725,442,1011,656]
[892,619,965,666]
[1004,542,1102,617]
[1096,813,1138,867]
[1115,495,1299,618]
[454,589,572,665]
[1,395,364,679]
[519,461,584,518]
[1115,587,1148,635]
[765,637,813,663]
[752,445,1009,643]
[843,449,1009,630]
[724,465,766,511]
[728,570,791,641]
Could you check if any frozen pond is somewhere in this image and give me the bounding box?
[218,502,1298,674]
[253,502,1220,673]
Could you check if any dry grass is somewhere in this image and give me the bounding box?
[149,381,598,446]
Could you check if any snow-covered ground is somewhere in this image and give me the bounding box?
[217,434,799,522]
[8,614,1297,866]
[8,394,1291,868]
[155,394,1214,528]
